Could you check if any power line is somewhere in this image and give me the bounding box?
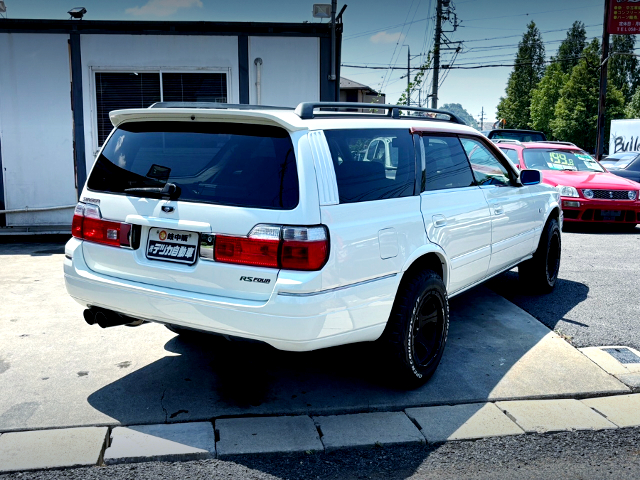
[460,24,600,44]
[461,3,602,23]
[343,55,589,71]
[377,0,418,94]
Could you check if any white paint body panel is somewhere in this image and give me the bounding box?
[480,185,537,275]
[420,187,492,294]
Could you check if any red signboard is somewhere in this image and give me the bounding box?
[608,0,640,34]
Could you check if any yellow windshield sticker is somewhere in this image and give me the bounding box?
[549,152,575,166]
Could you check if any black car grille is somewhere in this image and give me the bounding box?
[589,190,633,200]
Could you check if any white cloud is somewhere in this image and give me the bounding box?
[126,0,203,17]
[370,31,405,44]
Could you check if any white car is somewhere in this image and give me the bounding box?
[64,102,561,387]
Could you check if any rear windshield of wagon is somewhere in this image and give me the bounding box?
[87,121,299,210]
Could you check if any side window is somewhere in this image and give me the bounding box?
[365,140,379,162]
[324,129,416,203]
[461,138,512,186]
[421,136,475,191]
[499,148,521,166]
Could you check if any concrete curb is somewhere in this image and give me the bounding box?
[2,393,640,473]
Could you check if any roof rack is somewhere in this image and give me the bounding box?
[534,140,576,147]
[149,102,294,111]
[293,102,465,124]
[492,139,523,145]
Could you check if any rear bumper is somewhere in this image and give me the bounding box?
[63,238,393,352]
[561,198,640,223]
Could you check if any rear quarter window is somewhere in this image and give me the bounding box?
[88,121,299,210]
[324,129,416,203]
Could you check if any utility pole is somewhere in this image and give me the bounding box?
[330,0,337,99]
[596,0,610,160]
[479,107,485,130]
[407,45,411,106]
[431,0,443,109]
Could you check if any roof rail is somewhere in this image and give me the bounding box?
[294,102,465,124]
[492,139,523,145]
[149,102,294,111]
[534,140,577,147]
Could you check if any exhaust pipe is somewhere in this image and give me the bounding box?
[83,307,140,329]
[83,309,97,325]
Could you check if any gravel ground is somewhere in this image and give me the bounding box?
[489,224,640,349]
[2,427,640,479]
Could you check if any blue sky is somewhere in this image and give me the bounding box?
[2,0,607,122]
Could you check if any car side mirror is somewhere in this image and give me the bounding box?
[520,169,541,186]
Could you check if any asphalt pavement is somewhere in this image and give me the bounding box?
[489,224,640,349]
[1,427,640,479]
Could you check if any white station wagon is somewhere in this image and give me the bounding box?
[64,102,561,386]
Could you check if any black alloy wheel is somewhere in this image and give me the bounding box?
[411,292,446,370]
[382,269,450,388]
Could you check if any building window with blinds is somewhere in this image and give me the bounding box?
[94,71,228,146]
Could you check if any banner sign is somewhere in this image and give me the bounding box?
[608,0,640,34]
[609,119,640,154]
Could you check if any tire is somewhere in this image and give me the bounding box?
[519,217,561,293]
[382,270,449,388]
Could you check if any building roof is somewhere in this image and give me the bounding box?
[340,77,371,90]
[0,18,337,37]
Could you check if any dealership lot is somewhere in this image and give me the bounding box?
[0,227,639,471]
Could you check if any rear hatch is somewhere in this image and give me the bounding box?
[77,114,319,302]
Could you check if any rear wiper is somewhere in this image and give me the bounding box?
[124,182,181,199]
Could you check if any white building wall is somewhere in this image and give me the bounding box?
[248,36,319,107]
[80,34,240,173]
[0,33,77,226]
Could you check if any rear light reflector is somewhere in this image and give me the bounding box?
[71,202,131,248]
[214,224,329,271]
[82,217,123,247]
[214,236,280,268]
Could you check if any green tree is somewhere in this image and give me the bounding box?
[496,21,546,129]
[555,21,587,73]
[625,85,640,118]
[551,39,626,152]
[609,35,638,102]
[530,62,568,138]
[440,103,479,128]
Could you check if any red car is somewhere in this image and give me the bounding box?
[496,141,640,227]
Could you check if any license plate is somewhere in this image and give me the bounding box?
[146,228,198,265]
[601,210,621,219]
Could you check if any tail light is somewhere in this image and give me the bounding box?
[72,203,132,248]
[215,224,329,271]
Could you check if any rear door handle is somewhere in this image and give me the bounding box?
[433,214,447,227]
[494,206,504,215]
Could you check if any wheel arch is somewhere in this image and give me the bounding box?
[544,205,562,229]
[399,246,449,292]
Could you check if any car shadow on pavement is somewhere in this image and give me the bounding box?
[488,272,590,335]
[563,223,639,235]
[0,235,68,256]
[85,286,617,433]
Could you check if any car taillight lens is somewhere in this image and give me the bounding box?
[281,226,329,270]
[71,203,131,248]
[214,224,329,271]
